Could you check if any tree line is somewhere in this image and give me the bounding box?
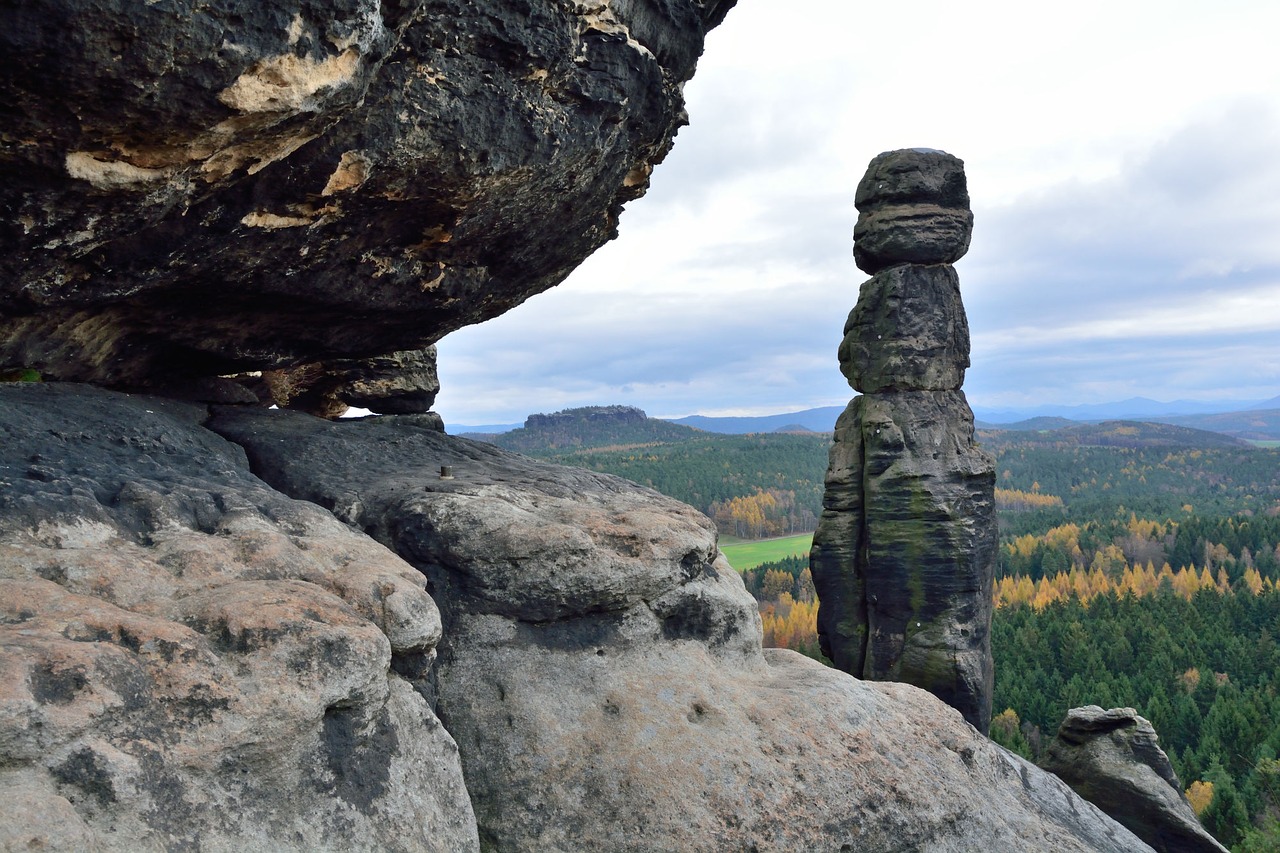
[745,551,1280,850]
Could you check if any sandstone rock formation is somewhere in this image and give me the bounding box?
[811,149,998,733]
[0,0,734,388]
[0,383,477,852]
[852,147,973,274]
[207,402,1152,852]
[1040,706,1228,853]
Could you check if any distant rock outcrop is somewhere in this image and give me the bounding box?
[0,384,476,852]
[524,404,648,430]
[207,402,1152,853]
[0,0,734,389]
[489,404,700,453]
[811,149,998,733]
[1040,706,1228,853]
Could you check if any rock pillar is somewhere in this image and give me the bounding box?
[810,149,997,733]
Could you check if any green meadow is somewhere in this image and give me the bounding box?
[719,532,813,571]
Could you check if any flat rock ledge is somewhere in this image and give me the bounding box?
[210,403,1153,853]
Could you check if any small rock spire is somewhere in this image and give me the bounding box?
[810,149,997,733]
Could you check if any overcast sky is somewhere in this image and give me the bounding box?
[433,0,1280,426]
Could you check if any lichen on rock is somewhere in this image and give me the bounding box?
[0,383,476,852]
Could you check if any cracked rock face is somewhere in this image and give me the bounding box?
[813,393,997,729]
[1040,706,1228,853]
[0,0,735,387]
[812,149,996,733]
[207,403,1151,853]
[839,264,971,393]
[0,383,476,852]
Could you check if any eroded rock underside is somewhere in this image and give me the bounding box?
[0,0,734,387]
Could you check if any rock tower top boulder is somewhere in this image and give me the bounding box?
[853,149,974,274]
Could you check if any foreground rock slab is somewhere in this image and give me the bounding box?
[211,405,1152,853]
[1041,706,1228,853]
[0,384,477,852]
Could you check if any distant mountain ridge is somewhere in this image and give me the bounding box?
[451,397,1280,441]
[666,406,845,434]
[977,419,1253,450]
[1142,409,1280,441]
[451,420,523,435]
[972,395,1278,423]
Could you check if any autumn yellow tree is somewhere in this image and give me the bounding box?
[1186,780,1214,816]
[760,593,821,658]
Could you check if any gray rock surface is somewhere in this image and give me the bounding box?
[0,383,477,852]
[853,149,974,274]
[814,149,996,733]
[0,0,735,388]
[210,404,1152,853]
[1041,706,1228,853]
[813,393,997,731]
[839,264,971,393]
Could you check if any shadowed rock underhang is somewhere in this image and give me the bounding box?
[811,148,997,733]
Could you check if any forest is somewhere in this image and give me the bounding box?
[479,408,829,537]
